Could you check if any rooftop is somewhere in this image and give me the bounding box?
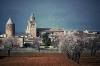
[6,17,13,24]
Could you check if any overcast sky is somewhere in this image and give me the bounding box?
[0,0,100,33]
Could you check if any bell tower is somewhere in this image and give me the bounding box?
[26,13,36,38]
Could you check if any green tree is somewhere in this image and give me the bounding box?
[42,33,51,47]
[0,39,2,44]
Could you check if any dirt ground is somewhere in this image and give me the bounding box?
[0,53,100,66]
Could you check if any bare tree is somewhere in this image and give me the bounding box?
[60,33,84,64]
[2,37,17,56]
[60,32,100,64]
[34,37,42,52]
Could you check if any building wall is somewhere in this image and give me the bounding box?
[26,18,37,38]
[5,24,15,37]
[30,21,36,38]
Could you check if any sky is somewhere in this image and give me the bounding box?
[0,0,100,34]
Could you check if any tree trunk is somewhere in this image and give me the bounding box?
[93,49,96,56]
[8,49,10,56]
[91,44,94,56]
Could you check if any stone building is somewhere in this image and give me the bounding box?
[5,17,15,37]
[26,14,36,38]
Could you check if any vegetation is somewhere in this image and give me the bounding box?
[0,31,100,65]
[0,39,2,46]
[59,33,100,64]
[42,33,51,47]
[2,37,18,56]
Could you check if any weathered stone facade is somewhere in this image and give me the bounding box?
[5,18,15,37]
[26,14,36,38]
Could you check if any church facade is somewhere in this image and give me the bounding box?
[26,14,36,38]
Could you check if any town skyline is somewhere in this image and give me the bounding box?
[0,0,100,34]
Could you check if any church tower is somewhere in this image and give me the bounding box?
[26,13,36,38]
[5,17,15,37]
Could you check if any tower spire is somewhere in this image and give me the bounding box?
[26,13,36,38]
[6,17,13,24]
[29,12,35,21]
